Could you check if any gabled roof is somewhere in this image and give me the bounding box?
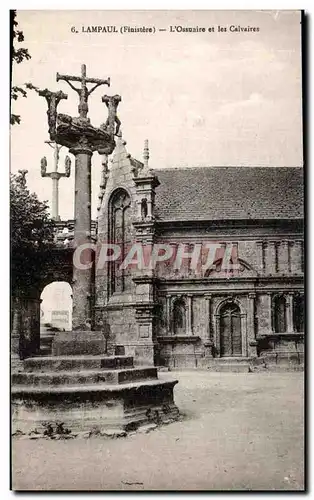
[153,167,304,222]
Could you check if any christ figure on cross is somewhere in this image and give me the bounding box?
[56,64,110,119]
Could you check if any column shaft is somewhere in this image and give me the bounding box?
[52,177,59,219]
[256,241,264,274]
[166,295,171,334]
[278,241,289,274]
[187,295,192,335]
[286,293,294,333]
[247,293,257,356]
[265,241,276,275]
[205,295,211,341]
[71,148,93,330]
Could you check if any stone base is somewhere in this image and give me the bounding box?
[52,331,105,356]
[11,353,180,437]
[12,379,179,436]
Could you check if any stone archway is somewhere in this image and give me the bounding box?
[11,247,73,360]
[40,281,73,332]
[40,281,73,355]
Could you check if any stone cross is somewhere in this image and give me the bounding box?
[35,64,117,331]
[56,64,110,119]
[40,141,71,220]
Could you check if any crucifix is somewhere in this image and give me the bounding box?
[56,64,110,119]
[36,63,118,333]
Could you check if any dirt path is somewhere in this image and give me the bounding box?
[12,371,304,491]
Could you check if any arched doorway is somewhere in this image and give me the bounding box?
[219,302,242,357]
[40,282,72,333]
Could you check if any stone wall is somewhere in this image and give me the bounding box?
[96,159,304,368]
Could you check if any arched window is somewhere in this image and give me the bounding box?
[293,295,304,333]
[172,298,186,335]
[108,189,131,295]
[273,295,287,333]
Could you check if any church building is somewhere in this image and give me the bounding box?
[95,134,304,371]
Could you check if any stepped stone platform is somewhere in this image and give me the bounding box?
[12,351,180,437]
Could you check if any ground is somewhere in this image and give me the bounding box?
[12,371,304,491]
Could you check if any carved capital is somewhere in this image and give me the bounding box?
[69,145,93,156]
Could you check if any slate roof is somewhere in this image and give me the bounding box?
[153,167,304,222]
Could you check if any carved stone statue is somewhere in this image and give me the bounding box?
[40,156,47,177]
[64,155,71,177]
[38,89,68,138]
[101,94,122,136]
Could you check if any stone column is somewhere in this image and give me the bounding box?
[265,241,276,275]
[267,292,273,334]
[166,295,172,334]
[257,293,273,336]
[70,146,93,330]
[186,294,193,335]
[51,172,60,220]
[290,240,303,274]
[296,240,303,273]
[256,241,264,274]
[286,292,294,333]
[204,294,212,341]
[204,294,213,358]
[278,240,289,274]
[247,293,258,357]
[134,276,157,366]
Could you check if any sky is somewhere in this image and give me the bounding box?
[11,9,303,222]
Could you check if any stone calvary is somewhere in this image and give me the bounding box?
[11,64,180,438]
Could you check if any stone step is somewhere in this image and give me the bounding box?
[12,366,158,387]
[207,364,250,373]
[212,357,251,364]
[12,377,178,396]
[207,358,250,372]
[23,355,134,372]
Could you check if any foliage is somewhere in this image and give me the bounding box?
[10,10,32,125]
[11,171,55,295]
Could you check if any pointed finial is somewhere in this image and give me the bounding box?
[143,139,149,170]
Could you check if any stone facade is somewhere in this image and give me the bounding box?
[95,138,304,369]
